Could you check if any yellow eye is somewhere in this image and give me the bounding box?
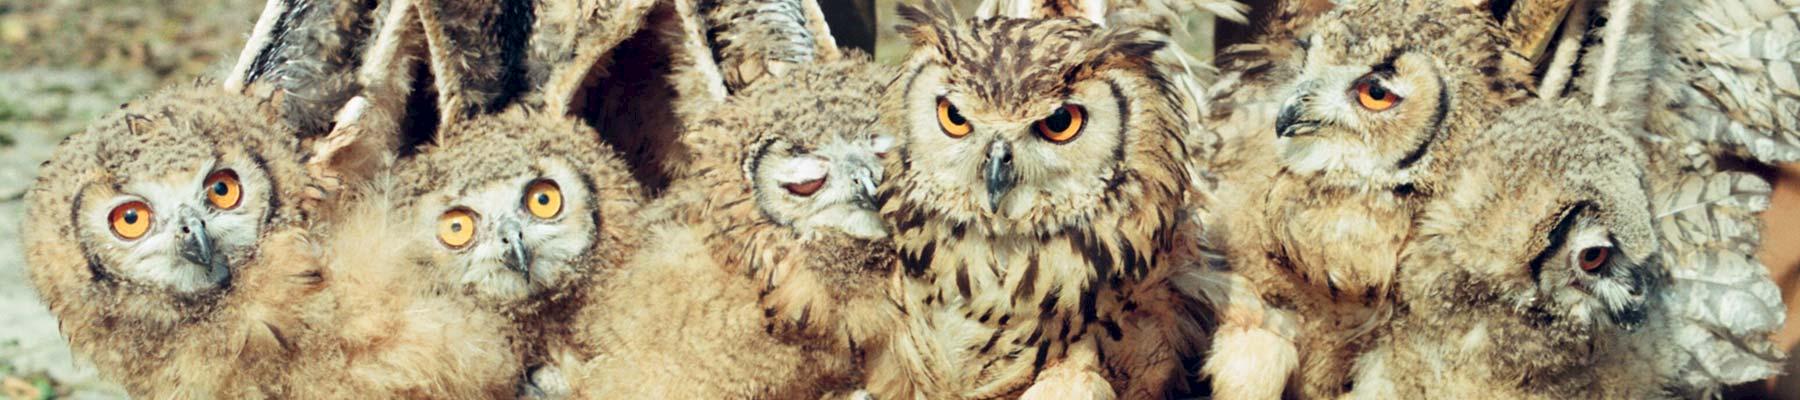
[936,97,972,138]
[109,201,154,240]
[1035,104,1085,143]
[204,170,242,210]
[1354,80,1402,111]
[438,209,477,248]
[524,180,562,219]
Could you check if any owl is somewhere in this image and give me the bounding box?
[1347,96,1783,398]
[22,4,522,394]
[22,82,320,398]
[873,1,1211,398]
[556,55,897,399]
[1350,99,1669,398]
[1198,0,1545,396]
[394,109,646,369]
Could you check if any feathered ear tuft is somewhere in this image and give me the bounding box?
[896,0,957,55]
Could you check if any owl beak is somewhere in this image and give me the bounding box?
[985,140,1015,212]
[1275,93,1319,138]
[176,206,229,284]
[852,168,878,210]
[500,220,532,276]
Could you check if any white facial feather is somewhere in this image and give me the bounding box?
[85,158,270,294]
[755,135,888,240]
[421,160,594,301]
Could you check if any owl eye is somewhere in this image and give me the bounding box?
[1578,246,1611,272]
[108,201,154,240]
[1353,78,1402,111]
[523,180,563,219]
[204,170,242,210]
[936,97,972,138]
[784,176,827,197]
[1036,104,1086,143]
[438,209,477,248]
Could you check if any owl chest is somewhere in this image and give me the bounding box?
[1262,179,1415,303]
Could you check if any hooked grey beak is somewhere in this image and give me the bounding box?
[1274,92,1319,138]
[177,206,229,285]
[985,140,1015,212]
[852,168,878,210]
[499,219,532,276]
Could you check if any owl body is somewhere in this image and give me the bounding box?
[876,3,1210,398]
[1347,99,1686,398]
[560,56,897,399]
[23,82,515,398]
[23,84,321,398]
[1201,0,1538,396]
[396,106,647,370]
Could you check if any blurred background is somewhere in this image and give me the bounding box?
[0,0,1795,398]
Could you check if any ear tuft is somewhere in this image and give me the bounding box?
[896,0,956,51]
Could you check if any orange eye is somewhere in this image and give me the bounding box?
[204,170,242,210]
[936,97,972,138]
[1578,247,1610,272]
[523,180,563,219]
[783,177,827,196]
[109,201,154,240]
[1035,104,1085,143]
[438,209,477,248]
[1354,80,1402,111]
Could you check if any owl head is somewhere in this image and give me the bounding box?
[886,0,1189,240]
[398,112,643,306]
[662,55,895,242]
[1408,99,1662,344]
[24,83,309,320]
[1273,0,1532,191]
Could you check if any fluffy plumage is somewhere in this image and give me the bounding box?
[1197,0,1549,396]
[560,55,897,400]
[874,2,1211,398]
[1350,96,1783,398]
[696,0,842,92]
[23,82,515,398]
[394,108,647,371]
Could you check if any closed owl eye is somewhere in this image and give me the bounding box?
[523,180,562,219]
[784,176,827,196]
[109,201,154,240]
[1353,77,1402,111]
[204,170,242,210]
[937,97,972,138]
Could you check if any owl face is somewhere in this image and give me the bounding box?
[26,86,303,300]
[1273,0,1511,189]
[77,157,277,294]
[749,134,892,240]
[402,115,618,304]
[892,6,1186,234]
[1411,101,1661,334]
[413,159,596,303]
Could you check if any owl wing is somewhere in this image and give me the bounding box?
[226,0,384,137]
[1648,165,1786,389]
[1568,0,1800,163]
[1647,0,1800,163]
[973,0,1247,33]
[697,0,844,92]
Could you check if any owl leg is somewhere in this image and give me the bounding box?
[1020,336,1116,400]
[1204,301,1298,400]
